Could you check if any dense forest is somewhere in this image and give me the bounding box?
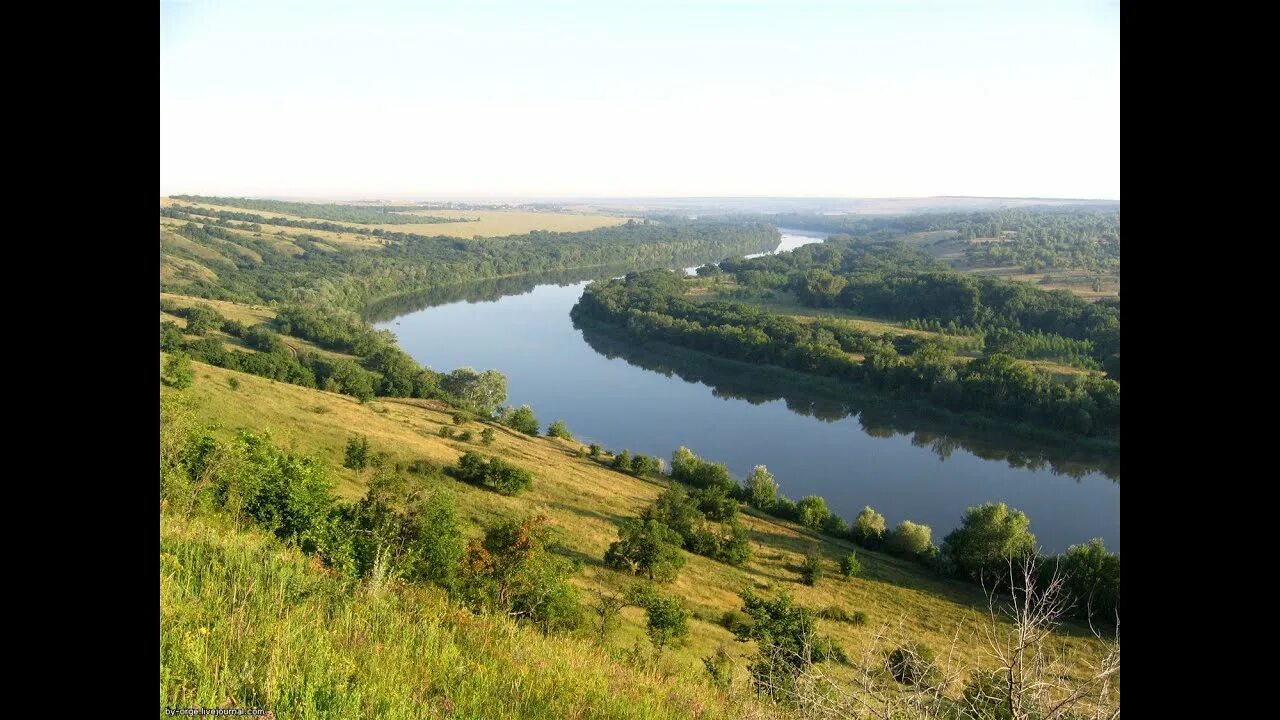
[573,251,1119,439]
[171,195,460,224]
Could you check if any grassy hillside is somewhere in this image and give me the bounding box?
[161,511,781,719]
[162,352,1114,696]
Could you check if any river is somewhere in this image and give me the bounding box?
[375,230,1119,553]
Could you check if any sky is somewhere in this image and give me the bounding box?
[160,0,1119,200]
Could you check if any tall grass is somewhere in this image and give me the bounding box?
[161,511,777,719]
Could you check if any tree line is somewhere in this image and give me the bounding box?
[572,270,1119,437]
[170,195,460,224]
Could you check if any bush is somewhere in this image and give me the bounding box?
[406,459,438,477]
[450,451,534,495]
[588,443,601,457]
[437,426,455,438]
[612,449,632,471]
[817,606,868,626]
[629,454,658,477]
[772,496,799,521]
[630,587,689,651]
[163,352,194,389]
[546,420,573,440]
[797,496,831,530]
[887,642,940,687]
[851,506,887,547]
[480,427,496,445]
[227,377,241,391]
[719,609,753,634]
[343,435,372,471]
[603,518,686,582]
[502,405,540,435]
[888,520,933,558]
[451,411,472,425]
[458,430,473,442]
[839,552,862,579]
[940,502,1037,581]
[800,552,824,585]
[743,465,779,509]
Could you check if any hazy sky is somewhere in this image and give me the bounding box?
[160,1,1119,200]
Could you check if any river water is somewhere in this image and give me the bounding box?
[376,230,1119,553]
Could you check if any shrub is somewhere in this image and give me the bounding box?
[406,459,438,477]
[480,427,496,445]
[888,521,933,558]
[719,609,753,634]
[451,411,472,425]
[839,552,862,579]
[797,495,831,530]
[612,449,632,471]
[800,552,824,585]
[450,451,533,495]
[629,453,658,477]
[343,435,372,471]
[743,465,779,509]
[851,506,887,547]
[887,642,940,687]
[502,405,540,435]
[458,430,473,442]
[163,352,194,389]
[227,377,241,391]
[546,420,573,440]
[588,443,601,457]
[603,518,686,582]
[437,426,455,438]
[941,502,1038,582]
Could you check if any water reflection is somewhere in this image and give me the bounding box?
[576,322,1120,482]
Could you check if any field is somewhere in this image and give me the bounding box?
[161,197,631,239]
[161,349,1114,695]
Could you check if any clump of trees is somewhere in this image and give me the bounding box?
[501,405,540,435]
[449,451,534,495]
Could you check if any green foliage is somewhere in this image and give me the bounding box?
[743,465,778,510]
[629,453,658,477]
[588,443,601,457]
[888,520,934,558]
[734,590,824,702]
[458,430,473,442]
[702,645,734,689]
[839,552,862,579]
[343,435,373,471]
[612,449,632,471]
[438,426,456,438]
[851,506,887,547]
[227,376,241,391]
[817,606,867,626]
[451,451,534,495]
[443,368,508,417]
[693,484,739,522]
[796,495,831,530]
[603,518,686,582]
[887,642,940,687]
[503,404,541,435]
[629,586,690,651]
[941,503,1037,581]
[1054,538,1120,622]
[479,427,496,445]
[452,411,472,425]
[546,419,573,440]
[163,352,194,389]
[800,552,824,586]
[461,515,582,633]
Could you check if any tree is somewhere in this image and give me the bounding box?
[502,405,540,435]
[629,453,658,476]
[612,449,632,471]
[462,515,581,633]
[451,451,533,495]
[744,465,779,510]
[796,495,831,530]
[630,586,689,652]
[590,590,626,644]
[839,552,861,579]
[164,352,194,389]
[941,502,1037,581]
[442,368,508,416]
[888,520,933,558]
[546,420,573,440]
[670,446,699,479]
[800,552,824,586]
[603,518,686,582]
[734,589,825,702]
[1055,538,1120,623]
[851,506,887,547]
[343,435,372,472]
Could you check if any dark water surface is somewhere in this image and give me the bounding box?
[376,231,1119,553]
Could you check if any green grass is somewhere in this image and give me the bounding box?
[162,355,1114,693]
[161,510,778,719]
